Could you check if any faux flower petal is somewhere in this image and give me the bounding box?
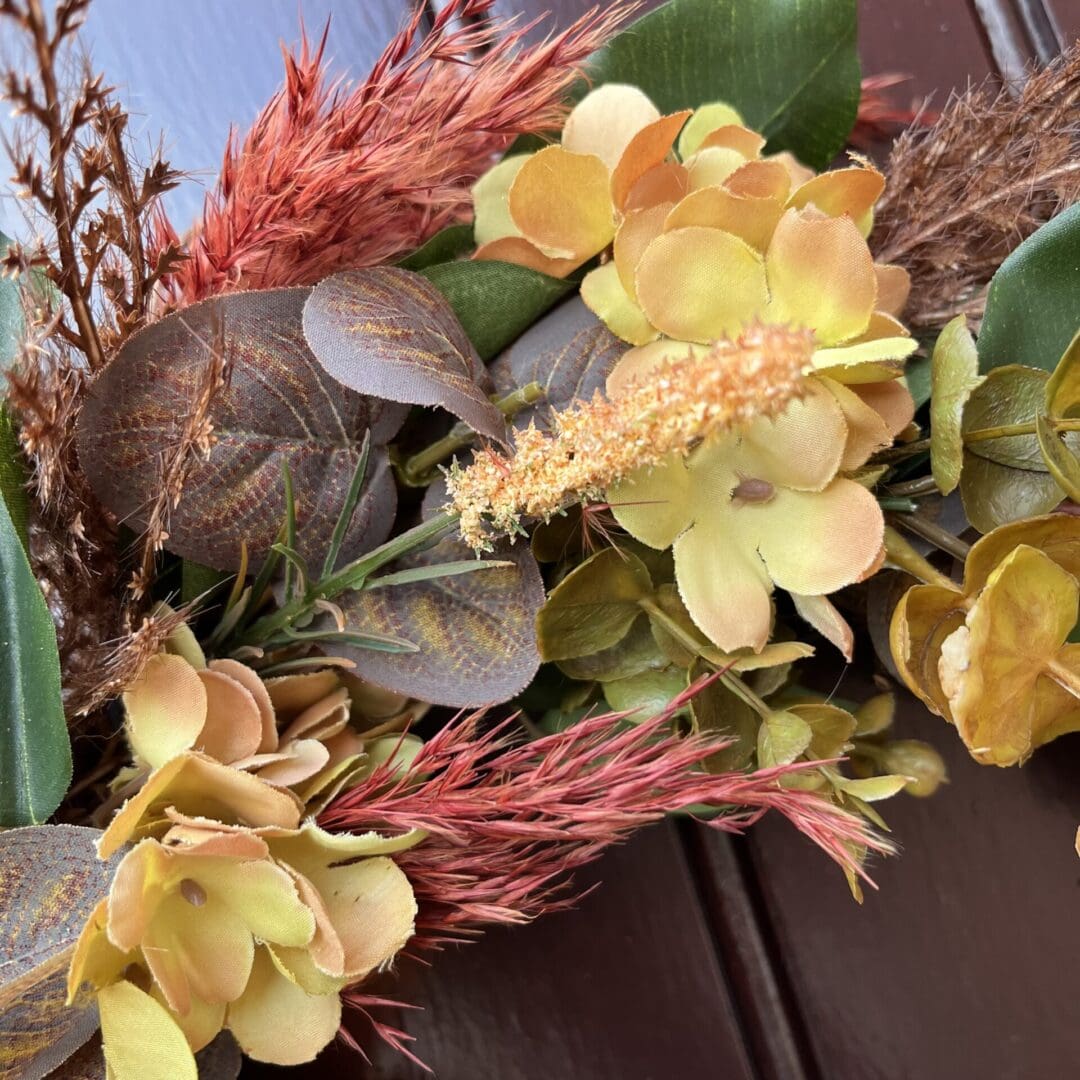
[509,146,615,259]
[195,669,263,764]
[791,592,855,661]
[608,451,693,549]
[699,124,766,158]
[857,379,915,438]
[635,227,769,343]
[723,159,792,201]
[874,264,911,317]
[754,479,884,595]
[226,948,342,1066]
[605,340,702,399]
[472,237,581,278]
[787,165,885,222]
[67,899,132,1002]
[664,187,783,251]
[264,670,342,717]
[208,659,278,753]
[674,516,774,652]
[824,378,894,471]
[685,146,747,190]
[580,262,659,346]
[123,654,206,770]
[198,857,316,948]
[256,738,331,787]
[562,83,661,170]
[611,111,691,210]
[813,335,917,382]
[614,203,672,299]
[280,687,350,741]
[99,980,198,1080]
[766,209,877,345]
[471,154,527,245]
[150,984,225,1054]
[677,102,744,159]
[767,151,815,188]
[624,163,689,210]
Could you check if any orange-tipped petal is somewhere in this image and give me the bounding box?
[472,237,582,279]
[208,659,278,754]
[257,739,332,788]
[264,670,341,716]
[724,159,792,201]
[580,262,659,346]
[787,165,885,222]
[562,84,661,170]
[685,146,747,190]
[195,669,264,764]
[471,154,528,245]
[636,227,769,343]
[123,654,207,770]
[699,124,766,158]
[624,163,690,210]
[664,187,783,251]
[509,146,615,259]
[765,208,876,345]
[824,378,894,471]
[678,102,745,159]
[874,264,911,317]
[791,592,855,661]
[767,151,816,188]
[614,203,672,298]
[858,379,916,438]
[611,111,692,210]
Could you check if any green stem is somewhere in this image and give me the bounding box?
[638,597,771,719]
[964,417,1080,444]
[888,511,972,562]
[869,437,930,464]
[883,525,960,590]
[400,383,545,484]
[886,474,939,497]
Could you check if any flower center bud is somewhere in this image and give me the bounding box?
[179,878,207,907]
[731,476,775,505]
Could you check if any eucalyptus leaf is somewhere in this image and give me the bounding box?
[587,0,860,170]
[422,259,576,361]
[0,493,69,826]
[537,547,654,661]
[959,450,1062,534]
[0,825,123,1078]
[791,702,857,760]
[930,316,982,495]
[557,612,669,683]
[961,365,1048,470]
[1036,412,1080,503]
[978,204,1080,375]
[1045,328,1080,419]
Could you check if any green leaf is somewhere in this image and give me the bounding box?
[587,0,860,170]
[0,404,29,554]
[689,670,759,773]
[422,259,576,361]
[959,450,1062,534]
[978,204,1080,375]
[557,612,669,683]
[834,774,910,802]
[1036,412,1080,503]
[0,491,70,825]
[1045,328,1080,419]
[181,560,229,604]
[397,224,475,271]
[961,365,1049,470]
[929,316,982,495]
[0,825,123,1077]
[537,547,654,662]
[791,702,856,760]
[757,709,813,768]
[602,665,687,719]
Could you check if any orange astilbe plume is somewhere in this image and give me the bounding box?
[150,0,636,309]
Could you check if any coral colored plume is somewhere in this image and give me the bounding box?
[151,1,637,309]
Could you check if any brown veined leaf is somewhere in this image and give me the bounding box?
[76,288,404,572]
[488,296,628,430]
[302,268,506,443]
[335,536,545,707]
[0,825,123,1080]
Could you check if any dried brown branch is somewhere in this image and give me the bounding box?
[874,43,1080,332]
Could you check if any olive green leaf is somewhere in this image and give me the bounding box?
[978,203,1080,375]
[959,451,1062,534]
[587,0,860,171]
[0,490,70,827]
[689,672,760,773]
[791,702,856,760]
[962,365,1048,470]
[757,709,813,768]
[930,316,982,495]
[302,268,506,442]
[0,825,124,1078]
[557,613,669,683]
[76,288,403,572]
[1044,328,1080,419]
[397,224,475,271]
[832,774,910,802]
[1036,412,1080,502]
[537,547,654,662]
[603,665,687,719]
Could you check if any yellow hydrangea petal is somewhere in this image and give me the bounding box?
[635,227,769,343]
[786,165,885,222]
[823,378,894,471]
[624,162,689,211]
[107,839,171,953]
[256,738,331,787]
[857,379,915,438]
[611,110,691,210]
[674,514,774,652]
[99,982,198,1080]
[874,264,911,317]
[664,186,783,251]
[194,669,263,764]
[472,237,581,278]
[98,753,302,859]
[614,203,672,299]
[279,687,350,741]
[677,102,745,159]
[724,159,792,201]
[207,659,278,753]
[766,208,877,345]
[123,654,206,770]
[698,124,766,158]
[605,340,702,399]
[150,983,225,1054]
[283,869,345,979]
[67,899,132,1003]
[735,379,846,491]
[580,262,659,346]
[268,822,426,869]
[226,947,342,1066]
[608,450,693,549]
[471,153,528,245]
[685,146,747,190]
[753,479,885,595]
[813,336,918,382]
[509,146,615,259]
[562,83,661,170]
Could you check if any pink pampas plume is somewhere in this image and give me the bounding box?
[150,0,636,308]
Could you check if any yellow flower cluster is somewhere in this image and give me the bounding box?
[445,323,815,550]
[67,623,422,1077]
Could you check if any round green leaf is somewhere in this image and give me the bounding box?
[602,665,687,719]
[757,709,813,768]
[959,450,1061,534]
[1036,412,1080,503]
[929,316,982,495]
[961,365,1048,470]
[557,612,669,683]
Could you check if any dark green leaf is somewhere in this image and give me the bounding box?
[689,672,759,773]
[0,492,69,825]
[557,612,669,682]
[0,404,29,554]
[303,268,505,441]
[181,560,230,604]
[335,535,544,708]
[537,547,654,661]
[76,288,404,572]
[959,450,1061,534]
[929,316,981,495]
[397,224,475,271]
[978,204,1080,375]
[587,0,860,170]
[0,825,123,1077]
[422,260,575,361]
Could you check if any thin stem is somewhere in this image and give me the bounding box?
[964,417,1080,443]
[889,512,972,562]
[400,383,544,484]
[1048,659,1080,699]
[887,475,939,497]
[869,437,931,464]
[883,524,960,590]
